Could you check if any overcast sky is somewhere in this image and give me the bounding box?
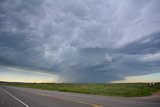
[0,0,160,83]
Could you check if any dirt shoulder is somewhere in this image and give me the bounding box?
[132,91,160,103]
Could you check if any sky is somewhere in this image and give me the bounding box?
[0,0,160,83]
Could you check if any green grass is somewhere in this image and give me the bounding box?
[2,83,160,97]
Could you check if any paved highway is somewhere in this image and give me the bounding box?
[0,86,160,107]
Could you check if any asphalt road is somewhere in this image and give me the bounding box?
[0,86,160,107]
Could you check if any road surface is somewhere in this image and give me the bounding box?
[0,86,160,107]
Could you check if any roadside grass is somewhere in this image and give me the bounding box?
[3,83,160,97]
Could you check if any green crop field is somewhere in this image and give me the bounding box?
[2,82,160,97]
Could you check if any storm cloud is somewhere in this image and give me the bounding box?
[0,0,160,83]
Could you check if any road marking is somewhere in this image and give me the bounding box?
[35,92,103,107]
[1,87,29,107]
[92,104,103,107]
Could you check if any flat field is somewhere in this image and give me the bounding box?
[2,82,160,97]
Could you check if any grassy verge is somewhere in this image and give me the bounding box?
[2,83,160,97]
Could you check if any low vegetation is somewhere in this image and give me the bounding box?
[1,82,160,97]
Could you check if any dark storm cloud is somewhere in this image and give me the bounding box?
[120,32,160,54]
[0,0,160,83]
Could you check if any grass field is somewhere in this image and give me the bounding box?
[2,82,160,97]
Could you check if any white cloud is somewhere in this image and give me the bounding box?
[142,53,160,62]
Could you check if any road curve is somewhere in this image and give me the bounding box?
[0,86,160,107]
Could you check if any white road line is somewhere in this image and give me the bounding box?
[1,87,29,107]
